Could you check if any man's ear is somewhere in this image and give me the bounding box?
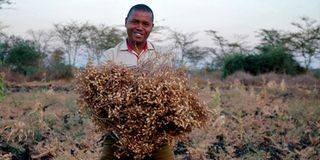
[125,17,128,27]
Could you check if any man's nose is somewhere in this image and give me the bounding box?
[136,23,143,30]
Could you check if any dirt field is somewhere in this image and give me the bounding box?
[1,74,319,159]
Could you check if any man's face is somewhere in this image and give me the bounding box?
[125,10,153,45]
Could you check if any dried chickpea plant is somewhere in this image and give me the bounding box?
[75,61,209,159]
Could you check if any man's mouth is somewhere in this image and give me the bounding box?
[134,32,144,37]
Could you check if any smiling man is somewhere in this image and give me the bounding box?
[100,4,175,160]
[126,4,153,54]
[101,4,158,66]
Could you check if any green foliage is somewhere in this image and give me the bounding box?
[311,69,320,79]
[253,46,303,75]
[49,63,73,80]
[222,54,246,77]
[222,46,304,78]
[0,42,10,67]
[0,73,4,101]
[47,48,74,80]
[21,65,39,77]
[33,129,43,142]
[5,40,42,77]
[240,27,309,78]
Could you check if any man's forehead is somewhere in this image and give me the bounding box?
[128,9,153,20]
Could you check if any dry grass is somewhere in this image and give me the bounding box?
[185,76,320,160]
[0,90,101,159]
[1,72,320,160]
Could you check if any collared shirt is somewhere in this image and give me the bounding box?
[101,39,157,66]
[126,39,148,56]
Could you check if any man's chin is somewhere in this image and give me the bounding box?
[132,39,146,44]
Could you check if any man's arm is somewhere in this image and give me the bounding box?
[150,143,175,160]
[100,134,117,160]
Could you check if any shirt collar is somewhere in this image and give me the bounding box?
[126,39,148,53]
[119,39,155,52]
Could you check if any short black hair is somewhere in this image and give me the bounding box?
[126,4,154,22]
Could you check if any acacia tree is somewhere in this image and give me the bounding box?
[289,17,320,70]
[54,22,86,67]
[257,29,289,48]
[0,0,11,9]
[170,30,204,67]
[81,24,124,64]
[206,30,249,69]
[27,30,55,55]
[27,29,55,67]
[184,46,208,68]
[255,29,292,55]
[148,25,170,43]
[1,1,12,67]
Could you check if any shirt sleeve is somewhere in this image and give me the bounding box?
[99,48,115,66]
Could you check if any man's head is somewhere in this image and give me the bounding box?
[125,4,154,45]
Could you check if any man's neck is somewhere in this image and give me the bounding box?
[127,39,147,54]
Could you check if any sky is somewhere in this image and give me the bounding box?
[1,0,319,38]
[1,0,320,66]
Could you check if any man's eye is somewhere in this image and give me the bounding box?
[130,20,138,24]
[143,23,150,27]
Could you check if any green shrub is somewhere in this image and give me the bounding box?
[47,48,73,80]
[33,129,44,142]
[48,63,74,80]
[21,65,39,77]
[257,46,304,75]
[222,46,304,78]
[0,73,4,101]
[222,54,246,78]
[5,40,42,77]
[311,69,320,79]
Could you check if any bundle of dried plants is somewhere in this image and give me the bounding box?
[75,61,209,158]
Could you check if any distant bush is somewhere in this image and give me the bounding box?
[254,46,304,75]
[222,46,304,78]
[0,73,4,101]
[47,48,74,80]
[222,54,247,78]
[311,69,320,79]
[5,40,43,77]
[48,63,73,80]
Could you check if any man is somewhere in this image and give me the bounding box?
[101,4,157,66]
[100,4,174,160]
